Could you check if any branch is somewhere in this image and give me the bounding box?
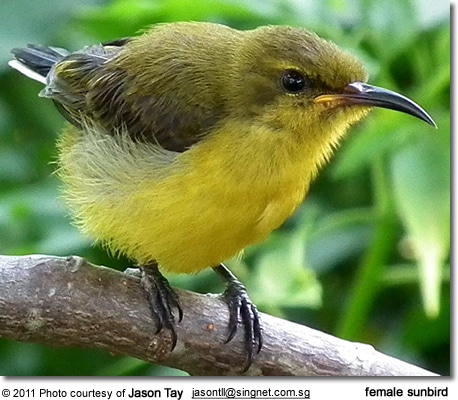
[0,255,437,376]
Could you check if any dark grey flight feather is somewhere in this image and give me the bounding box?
[9,37,216,152]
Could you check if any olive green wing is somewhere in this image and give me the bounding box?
[39,38,222,152]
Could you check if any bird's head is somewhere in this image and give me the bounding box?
[227,25,435,161]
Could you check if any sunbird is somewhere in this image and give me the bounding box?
[9,22,436,371]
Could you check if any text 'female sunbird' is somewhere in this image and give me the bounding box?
[9,22,436,372]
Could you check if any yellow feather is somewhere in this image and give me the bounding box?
[56,106,367,274]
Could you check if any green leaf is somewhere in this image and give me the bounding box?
[0,0,102,70]
[249,221,322,313]
[390,133,450,318]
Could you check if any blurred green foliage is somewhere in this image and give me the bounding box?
[0,0,450,376]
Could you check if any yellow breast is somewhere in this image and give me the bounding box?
[57,119,325,274]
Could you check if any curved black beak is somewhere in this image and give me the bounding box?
[314,82,437,128]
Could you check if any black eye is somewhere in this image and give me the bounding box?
[281,69,306,93]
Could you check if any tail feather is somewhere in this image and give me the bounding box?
[9,44,69,84]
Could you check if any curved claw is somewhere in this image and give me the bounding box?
[214,264,263,372]
[140,264,182,350]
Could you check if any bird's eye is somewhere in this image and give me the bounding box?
[281,70,307,93]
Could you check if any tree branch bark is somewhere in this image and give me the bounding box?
[0,255,438,376]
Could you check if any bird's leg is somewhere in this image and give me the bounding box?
[213,263,263,371]
[139,262,183,349]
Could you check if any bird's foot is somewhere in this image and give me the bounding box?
[214,264,263,372]
[140,263,183,349]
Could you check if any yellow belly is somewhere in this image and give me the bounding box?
[57,121,320,274]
